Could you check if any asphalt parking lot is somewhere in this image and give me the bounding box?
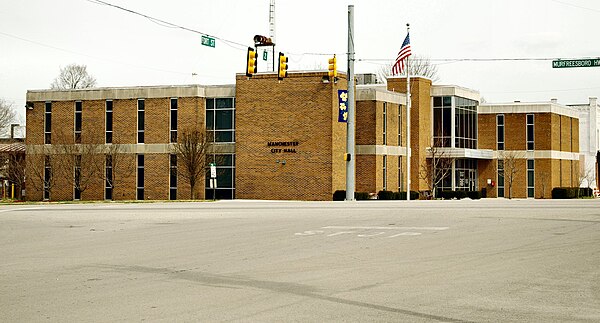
[1,199,599,322]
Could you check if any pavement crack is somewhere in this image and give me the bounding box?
[91,264,473,322]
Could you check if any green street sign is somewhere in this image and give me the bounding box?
[552,58,600,68]
[201,35,216,48]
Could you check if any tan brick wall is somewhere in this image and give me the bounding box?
[388,154,399,192]
[145,99,169,144]
[535,158,553,199]
[355,99,403,193]
[113,99,137,144]
[534,113,552,150]
[551,114,561,151]
[572,117,579,153]
[235,72,347,201]
[25,95,207,201]
[25,102,44,146]
[143,153,168,200]
[478,159,497,197]
[478,114,496,150]
[113,154,137,200]
[356,155,376,193]
[561,115,571,153]
[356,101,376,146]
[504,114,526,151]
[387,77,432,192]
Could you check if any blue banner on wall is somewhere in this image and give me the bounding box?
[338,90,348,123]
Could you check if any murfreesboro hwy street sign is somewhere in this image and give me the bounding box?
[552,58,600,68]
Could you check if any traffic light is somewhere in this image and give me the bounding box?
[328,55,337,79]
[246,47,257,77]
[278,52,288,80]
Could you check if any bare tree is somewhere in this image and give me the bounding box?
[0,99,17,137]
[25,146,58,200]
[538,170,551,199]
[172,129,213,200]
[419,142,454,198]
[53,141,104,199]
[50,64,97,90]
[499,151,522,199]
[0,144,26,199]
[100,144,135,200]
[376,54,440,84]
[578,164,595,197]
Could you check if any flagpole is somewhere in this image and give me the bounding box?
[406,23,411,201]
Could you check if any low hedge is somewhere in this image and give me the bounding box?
[332,190,371,200]
[440,190,483,200]
[377,190,396,200]
[552,187,593,199]
[333,190,346,201]
[355,192,371,200]
[396,191,420,200]
[467,190,482,200]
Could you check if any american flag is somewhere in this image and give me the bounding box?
[392,33,412,76]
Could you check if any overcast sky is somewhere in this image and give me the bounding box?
[1,0,600,126]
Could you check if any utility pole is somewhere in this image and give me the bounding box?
[345,5,355,201]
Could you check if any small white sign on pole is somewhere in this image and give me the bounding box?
[209,178,218,189]
[210,163,217,179]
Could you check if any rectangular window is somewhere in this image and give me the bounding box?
[526,114,534,150]
[205,154,236,199]
[105,155,113,200]
[44,155,51,200]
[383,155,387,190]
[433,96,452,147]
[383,102,387,145]
[44,102,52,144]
[206,98,235,143]
[454,97,478,149]
[170,98,178,143]
[398,156,403,191]
[497,114,505,150]
[74,101,82,144]
[74,155,82,200]
[498,160,505,198]
[398,104,403,147]
[106,100,113,144]
[527,159,535,198]
[137,154,144,200]
[137,99,145,144]
[170,154,177,200]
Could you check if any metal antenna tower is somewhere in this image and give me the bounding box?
[267,0,276,71]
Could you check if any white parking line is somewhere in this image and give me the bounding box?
[388,232,422,238]
[357,232,385,238]
[322,226,449,231]
[294,230,324,236]
[327,231,356,237]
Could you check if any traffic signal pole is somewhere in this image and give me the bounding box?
[345,5,356,201]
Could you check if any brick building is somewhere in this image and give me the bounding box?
[25,71,582,201]
[479,101,579,198]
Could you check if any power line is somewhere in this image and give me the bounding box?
[84,0,249,50]
[358,57,584,63]
[550,0,600,13]
[84,0,339,58]
[0,30,227,79]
